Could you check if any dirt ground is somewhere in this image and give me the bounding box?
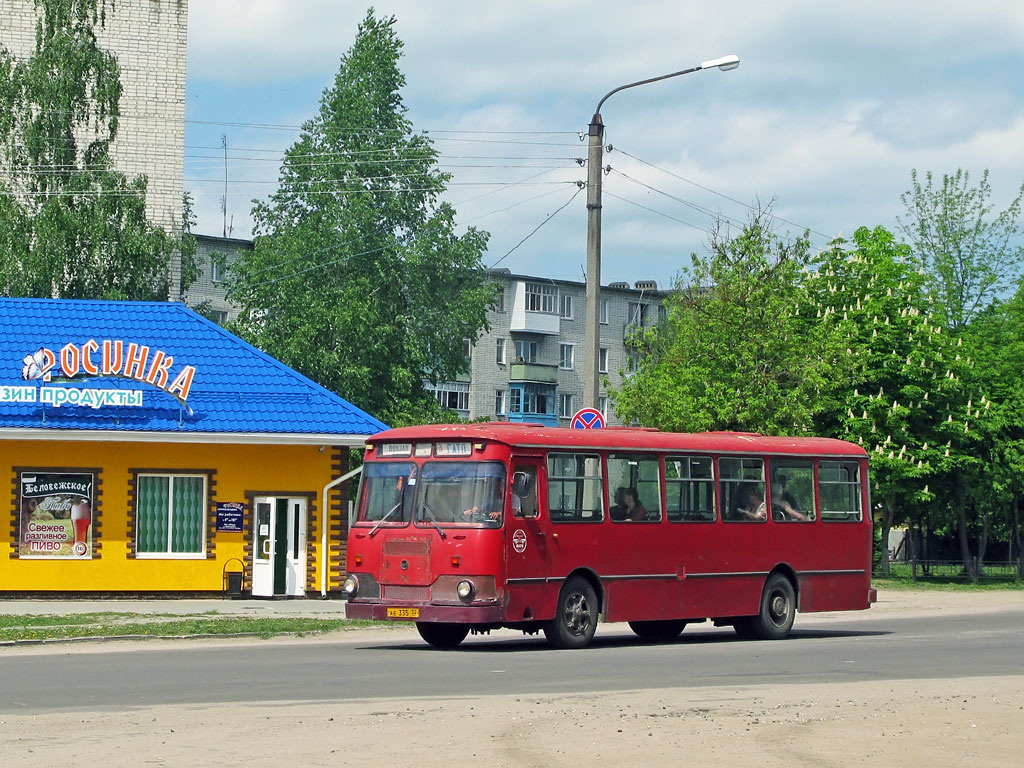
[2,590,1022,767]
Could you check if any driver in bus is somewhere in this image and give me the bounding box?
[461,482,503,525]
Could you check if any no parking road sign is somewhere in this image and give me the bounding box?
[570,407,606,429]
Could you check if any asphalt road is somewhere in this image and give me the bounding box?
[2,608,1022,714]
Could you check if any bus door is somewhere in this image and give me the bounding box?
[503,457,552,622]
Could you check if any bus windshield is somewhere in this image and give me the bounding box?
[356,461,416,525]
[416,462,506,528]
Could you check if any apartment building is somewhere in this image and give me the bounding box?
[186,234,253,324]
[427,269,667,427]
[1,0,189,294]
[184,237,667,426]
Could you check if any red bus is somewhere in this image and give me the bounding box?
[344,423,875,649]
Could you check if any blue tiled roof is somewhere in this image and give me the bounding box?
[0,299,388,439]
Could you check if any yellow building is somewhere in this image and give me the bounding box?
[1,299,386,597]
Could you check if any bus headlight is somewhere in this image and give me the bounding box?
[456,579,475,599]
[343,575,359,597]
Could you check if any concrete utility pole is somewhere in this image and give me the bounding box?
[582,55,740,410]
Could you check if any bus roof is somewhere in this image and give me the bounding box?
[367,423,868,459]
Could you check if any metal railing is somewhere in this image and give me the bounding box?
[874,558,1023,583]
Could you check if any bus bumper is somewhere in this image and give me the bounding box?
[345,601,504,624]
[868,587,877,605]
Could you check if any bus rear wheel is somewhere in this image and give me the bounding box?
[543,576,598,649]
[746,573,796,640]
[628,619,687,642]
[416,622,470,649]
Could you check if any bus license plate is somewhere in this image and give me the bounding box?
[387,607,419,619]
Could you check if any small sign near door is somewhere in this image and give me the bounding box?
[216,502,245,532]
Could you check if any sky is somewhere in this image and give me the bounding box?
[184,1,1024,290]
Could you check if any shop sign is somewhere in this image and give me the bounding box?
[19,472,94,559]
[216,502,245,533]
[12,340,197,407]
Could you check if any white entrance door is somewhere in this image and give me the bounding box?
[251,497,307,597]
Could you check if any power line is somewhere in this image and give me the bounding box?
[613,146,830,239]
[488,185,584,270]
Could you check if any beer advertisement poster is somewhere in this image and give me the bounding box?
[19,472,94,558]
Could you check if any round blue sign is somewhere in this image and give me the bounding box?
[570,408,606,429]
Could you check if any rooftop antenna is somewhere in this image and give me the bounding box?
[221,134,228,238]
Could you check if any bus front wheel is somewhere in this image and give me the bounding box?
[416,622,470,649]
[746,573,796,640]
[543,576,598,649]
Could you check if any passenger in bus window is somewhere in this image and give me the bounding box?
[736,487,767,521]
[623,487,647,522]
[771,477,809,522]
[609,487,628,521]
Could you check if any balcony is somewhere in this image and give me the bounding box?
[509,361,558,384]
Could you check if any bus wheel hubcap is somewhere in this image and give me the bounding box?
[770,593,788,623]
[566,594,590,635]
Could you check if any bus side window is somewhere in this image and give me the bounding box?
[719,457,766,522]
[819,461,862,521]
[769,460,815,522]
[512,467,538,518]
[665,456,715,522]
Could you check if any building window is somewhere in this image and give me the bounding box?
[135,474,207,557]
[463,338,472,359]
[559,393,574,418]
[495,389,507,416]
[210,310,228,326]
[428,381,470,413]
[525,282,558,314]
[627,302,647,328]
[598,396,608,417]
[211,257,225,283]
[514,339,538,363]
[495,286,505,312]
[600,298,609,324]
[599,348,609,374]
[511,383,555,416]
[559,343,574,370]
[496,338,506,365]
[560,294,573,319]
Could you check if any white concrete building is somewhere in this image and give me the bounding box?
[1,0,189,293]
[426,269,668,427]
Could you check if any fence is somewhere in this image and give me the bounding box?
[874,558,1024,583]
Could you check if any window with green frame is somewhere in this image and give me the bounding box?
[136,474,207,556]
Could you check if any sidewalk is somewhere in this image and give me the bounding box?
[0,596,350,618]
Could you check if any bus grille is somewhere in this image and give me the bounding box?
[384,585,430,601]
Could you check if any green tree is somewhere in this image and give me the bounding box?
[965,280,1024,567]
[611,210,825,433]
[809,227,1002,574]
[899,169,1024,330]
[0,0,192,300]
[227,11,493,425]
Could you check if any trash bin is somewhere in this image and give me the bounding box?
[222,558,245,596]
[226,571,243,594]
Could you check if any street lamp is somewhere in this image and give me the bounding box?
[583,55,740,410]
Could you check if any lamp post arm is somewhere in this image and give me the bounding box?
[594,65,702,117]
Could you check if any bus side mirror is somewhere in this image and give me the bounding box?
[512,472,532,499]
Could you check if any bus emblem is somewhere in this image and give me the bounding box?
[512,529,528,553]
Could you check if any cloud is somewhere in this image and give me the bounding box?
[184,1,1024,287]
